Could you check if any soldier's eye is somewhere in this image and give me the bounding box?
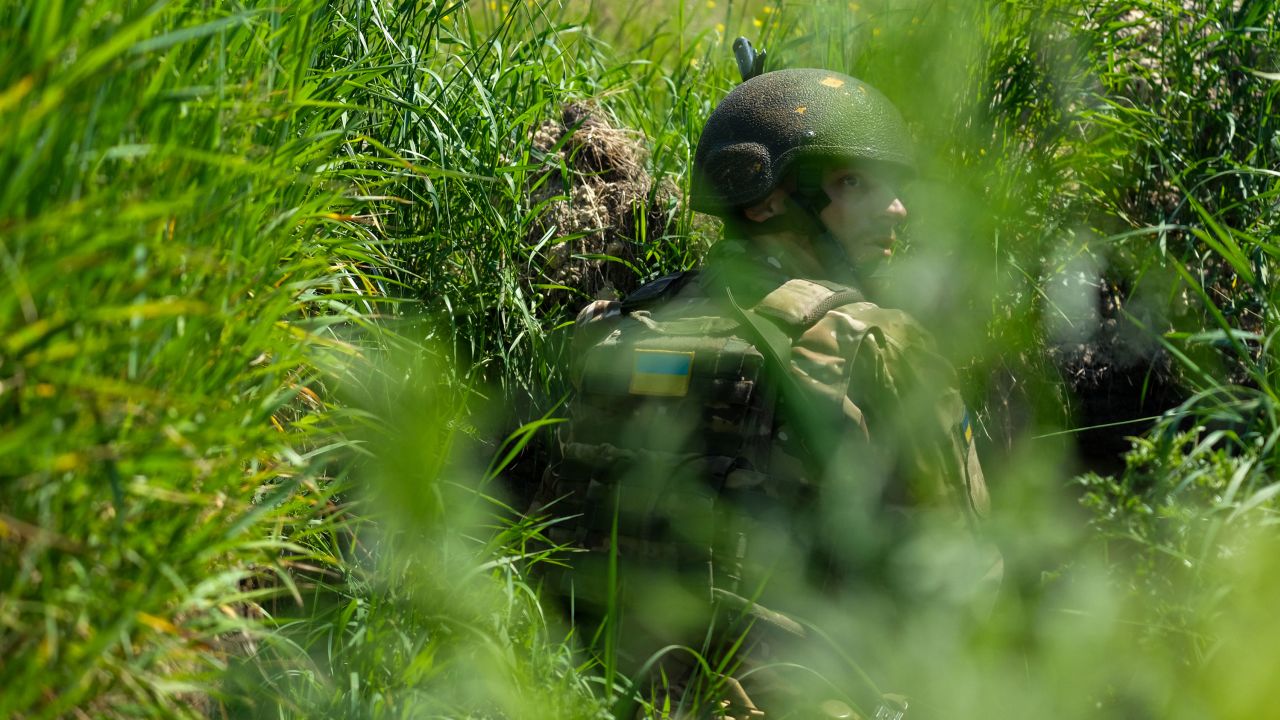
[841,174,861,188]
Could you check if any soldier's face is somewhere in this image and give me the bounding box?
[817,163,908,268]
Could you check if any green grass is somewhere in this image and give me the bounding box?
[0,1,380,715]
[4,0,1280,717]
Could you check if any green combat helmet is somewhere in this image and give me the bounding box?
[691,67,915,216]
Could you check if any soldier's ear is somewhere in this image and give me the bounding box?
[742,187,789,223]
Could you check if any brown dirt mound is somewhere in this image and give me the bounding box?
[528,102,678,306]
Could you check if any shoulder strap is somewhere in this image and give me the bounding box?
[752,278,863,331]
[723,286,851,482]
[717,277,865,411]
[620,271,699,312]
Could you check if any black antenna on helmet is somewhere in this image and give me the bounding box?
[732,37,767,82]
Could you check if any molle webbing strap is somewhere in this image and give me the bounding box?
[621,271,698,311]
[752,278,864,331]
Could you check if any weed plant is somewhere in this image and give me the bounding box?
[6,0,1280,718]
[0,1,395,715]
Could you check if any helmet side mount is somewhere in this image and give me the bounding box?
[733,37,767,83]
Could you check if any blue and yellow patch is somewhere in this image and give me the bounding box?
[959,409,974,445]
[629,349,694,397]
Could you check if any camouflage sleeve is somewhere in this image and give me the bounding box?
[575,298,623,326]
[569,300,622,388]
[789,302,990,521]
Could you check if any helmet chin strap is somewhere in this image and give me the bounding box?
[737,185,864,285]
[787,175,859,281]
[814,230,859,282]
[790,166,832,215]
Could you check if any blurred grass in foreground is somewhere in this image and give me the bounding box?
[0,1,380,715]
[4,0,1280,718]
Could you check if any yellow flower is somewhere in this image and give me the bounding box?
[753,17,763,27]
[488,0,496,9]
[763,5,773,13]
[690,57,701,68]
[707,0,716,7]
[872,26,882,36]
[849,2,861,11]
[715,22,725,33]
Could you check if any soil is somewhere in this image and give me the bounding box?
[977,268,1190,480]
[1048,276,1186,476]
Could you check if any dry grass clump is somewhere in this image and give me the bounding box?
[528,102,678,305]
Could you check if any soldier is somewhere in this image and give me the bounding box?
[539,65,999,719]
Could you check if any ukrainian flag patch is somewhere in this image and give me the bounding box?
[959,409,974,445]
[629,349,694,397]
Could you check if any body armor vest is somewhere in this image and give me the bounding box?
[542,271,865,619]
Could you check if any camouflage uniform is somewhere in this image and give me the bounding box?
[543,238,994,676]
[538,67,999,717]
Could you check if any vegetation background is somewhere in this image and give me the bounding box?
[3,0,1280,717]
